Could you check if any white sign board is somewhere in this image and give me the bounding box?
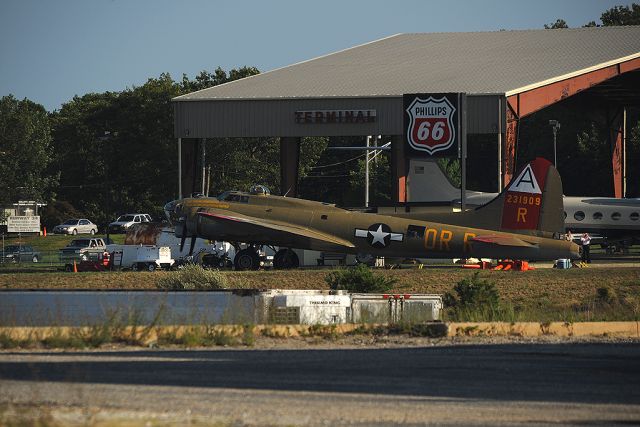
[7,215,41,233]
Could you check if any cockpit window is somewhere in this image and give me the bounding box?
[249,185,270,196]
[407,225,425,239]
[217,192,249,203]
[218,191,249,203]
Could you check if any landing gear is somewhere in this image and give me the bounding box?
[356,253,375,266]
[202,253,233,269]
[274,249,299,269]
[234,248,260,271]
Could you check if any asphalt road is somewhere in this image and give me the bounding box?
[1,342,640,426]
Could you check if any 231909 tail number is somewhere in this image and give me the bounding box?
[507,194,541,206]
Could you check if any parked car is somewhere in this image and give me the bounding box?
[2,245,41,263]
[52,218,98,235]
[59,238,107,262]
[108,214,152,234]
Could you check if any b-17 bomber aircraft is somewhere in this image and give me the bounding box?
[164,158,580,270]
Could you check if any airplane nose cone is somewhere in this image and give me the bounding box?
[163,200,178,223]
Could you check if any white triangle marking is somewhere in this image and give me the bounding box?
[508,164,542,194]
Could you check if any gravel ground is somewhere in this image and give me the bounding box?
[2,335,640,426]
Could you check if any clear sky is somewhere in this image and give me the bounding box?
[0,0,626,111]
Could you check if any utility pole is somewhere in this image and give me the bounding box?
[549,120,561,168]
[365,135,370,208]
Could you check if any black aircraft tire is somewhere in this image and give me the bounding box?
[274,249,299,269]
[234,249,260,271]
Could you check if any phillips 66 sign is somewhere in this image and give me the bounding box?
[403,93,463,157]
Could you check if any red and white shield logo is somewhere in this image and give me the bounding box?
[406,96,456,155]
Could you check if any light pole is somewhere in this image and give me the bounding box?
[549,120,561,168]
[365,136,370,208]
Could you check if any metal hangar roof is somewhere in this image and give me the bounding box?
[173,27,640,138]
[174,27,640,100]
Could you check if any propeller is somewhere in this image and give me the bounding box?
[188,235,197,256]
[180,234,187,252]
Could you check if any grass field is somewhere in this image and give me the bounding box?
[1,266,638,321]
[2,233,639,321]
[0,233,126,267]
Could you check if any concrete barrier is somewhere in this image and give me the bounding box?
[0,290,443,326]
[1,322,638,348]
[448,321,640,338]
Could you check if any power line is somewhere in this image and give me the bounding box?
[309,152,366,169]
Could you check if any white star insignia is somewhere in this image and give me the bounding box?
[369,224,390,246]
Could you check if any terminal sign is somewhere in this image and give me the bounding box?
[295,110,376,124]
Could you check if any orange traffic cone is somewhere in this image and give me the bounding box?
[73,260,78,273]
[43,227,47,237]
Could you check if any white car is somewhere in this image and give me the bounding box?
[52,218,98,235]
[108,213,152,233]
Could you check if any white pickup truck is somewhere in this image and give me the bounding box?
[59,238,107,262]
[107,244,175,272]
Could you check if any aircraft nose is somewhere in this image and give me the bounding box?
[163,200,179,223]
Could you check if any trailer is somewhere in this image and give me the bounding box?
[107,244,174,272]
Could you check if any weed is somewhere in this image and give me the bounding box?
[42,330,85,349]
[0,404,59,427]
[304,324,339,341]
[261,326,288,338]
[325,264,396,293]
[181,328,209,347]
[596,286,617,304]
[157,326,243,347]
[388,322,448,338]
[444,273,502,321]
[241,324,255,346]
[0,332,24,349]
[157,264,228,290]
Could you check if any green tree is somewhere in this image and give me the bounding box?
[544,19,569,29]
[299,136,387,206]
[601,3,640,26]
[348,152,392,207]
[0,95,57,210]
[49,91,120,223]
[180,66,260,93]
[49,67,263,226]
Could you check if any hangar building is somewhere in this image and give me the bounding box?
[173,27,640,202]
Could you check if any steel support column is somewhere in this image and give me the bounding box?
[390,135,406,203]
[608,109,624,198]
[623,107,627,197]
[177,138,182,199]
[180,138,199,197]
[504,105,519,187]
[280,137,300,197]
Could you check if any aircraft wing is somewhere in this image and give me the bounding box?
[471,235,537,248]
[197,210,355,249]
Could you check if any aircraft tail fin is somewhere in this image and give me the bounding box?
[408,159,460,202]
[409,157,565,236]
[467,157,565,235]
